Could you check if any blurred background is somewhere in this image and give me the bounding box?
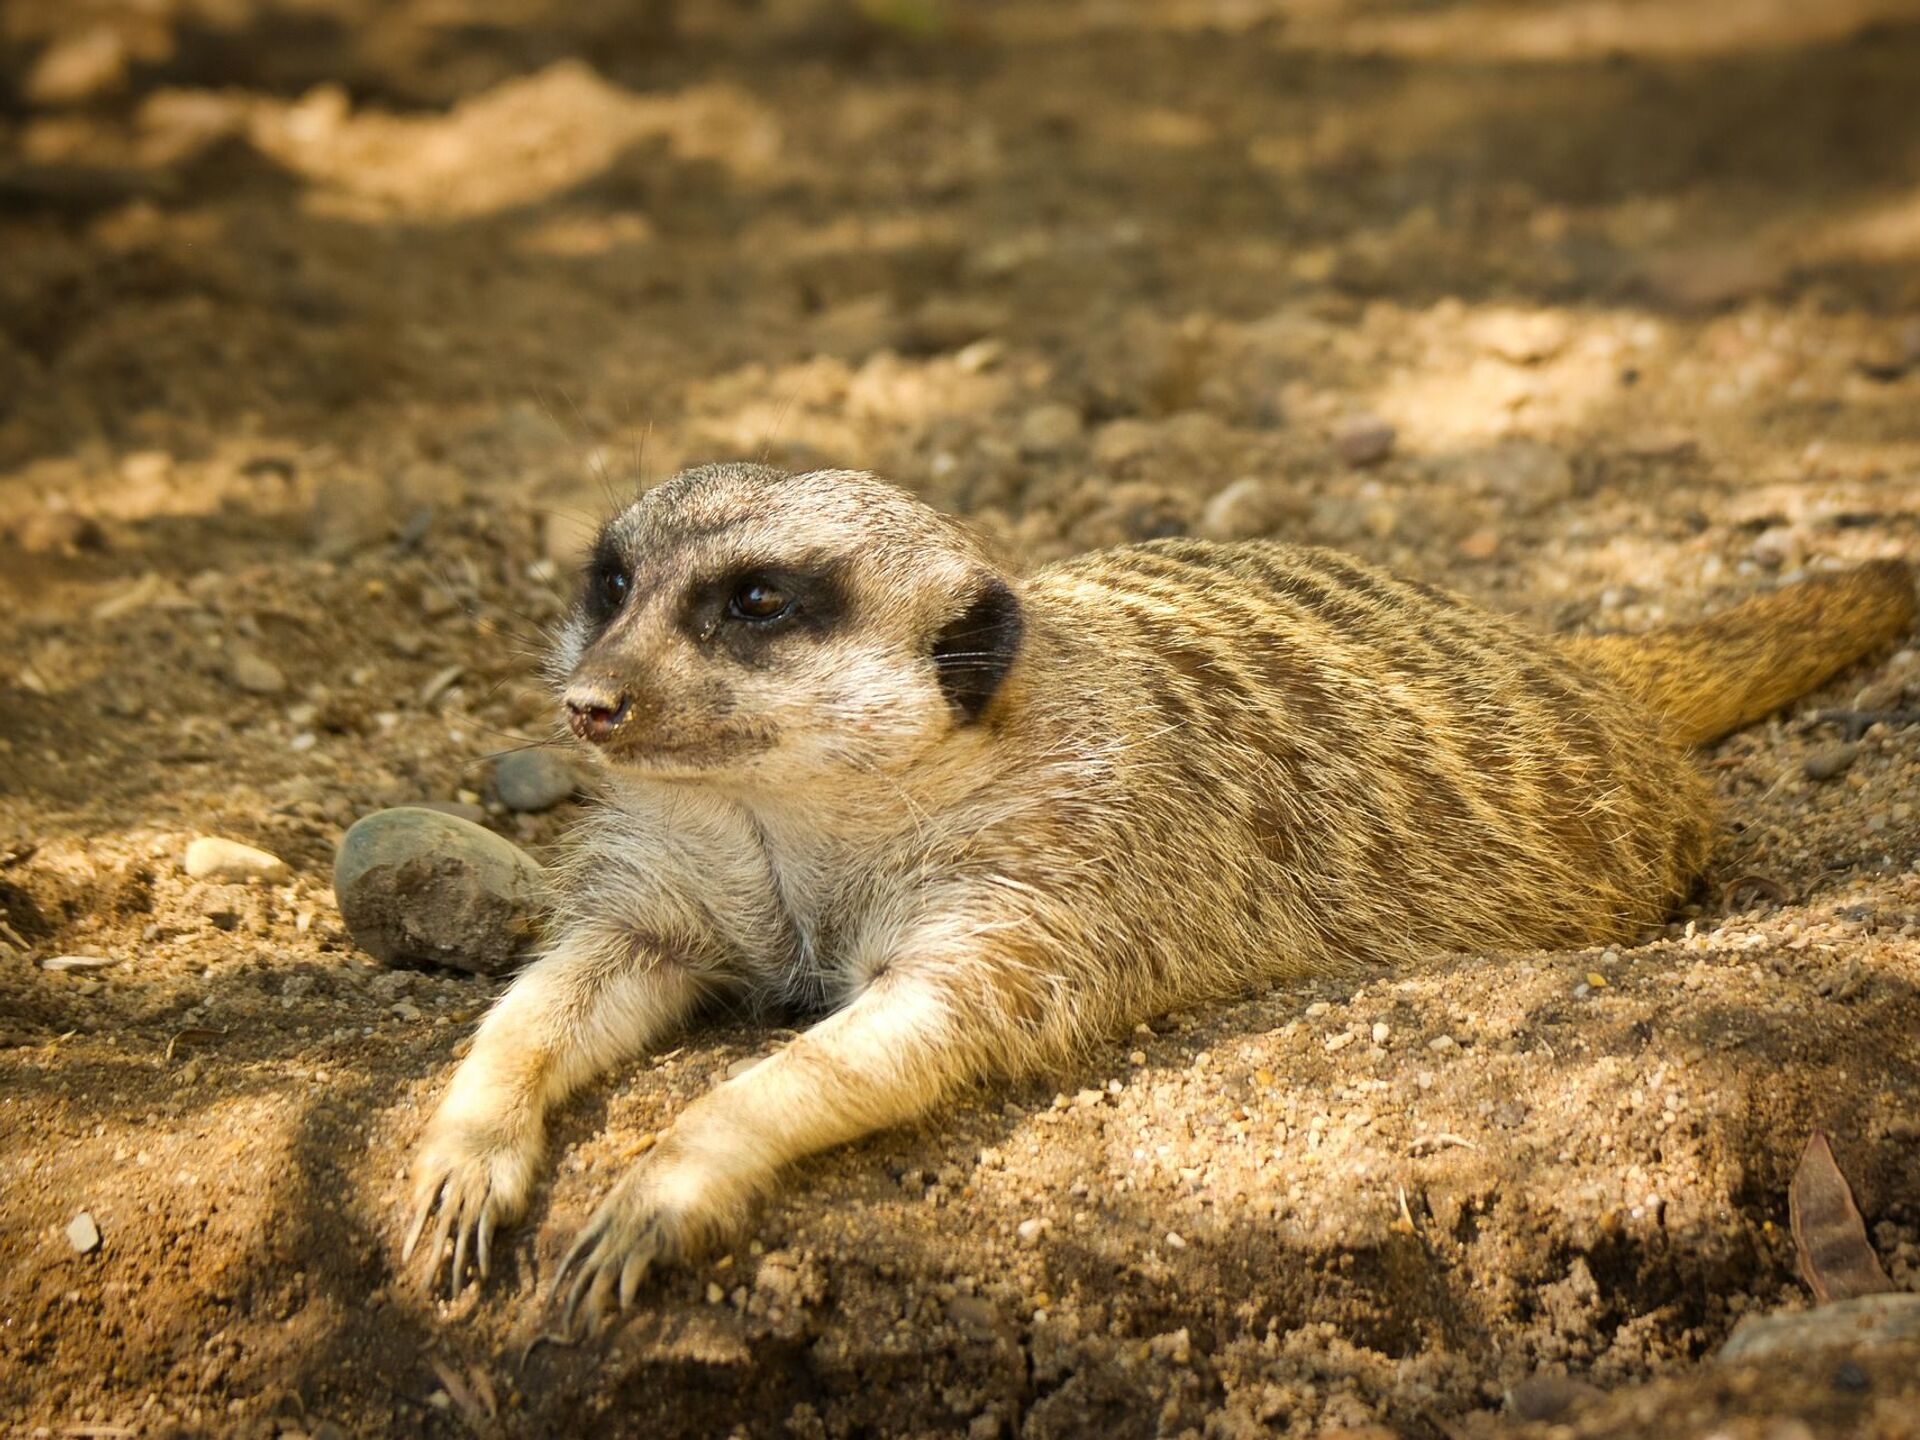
[4,2,1920,1436]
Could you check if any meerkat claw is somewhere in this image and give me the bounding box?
[400,1180,441,1265]
[550,1186,671,1335]
[618,1252,651,1310]
[450,1221,472,1300]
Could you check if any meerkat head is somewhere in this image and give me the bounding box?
[548,464,1024,789]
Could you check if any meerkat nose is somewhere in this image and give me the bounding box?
[564,681,631,745]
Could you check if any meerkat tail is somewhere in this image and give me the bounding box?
[1561,558,1917,748]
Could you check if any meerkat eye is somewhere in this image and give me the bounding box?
[728,579,793,622]
[598,567,630,611]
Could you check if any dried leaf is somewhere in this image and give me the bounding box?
[1790,1131,1893,1303]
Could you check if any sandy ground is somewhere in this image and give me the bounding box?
[4,1,1920,1435]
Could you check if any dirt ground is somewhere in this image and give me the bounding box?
[5,0,1920,1436]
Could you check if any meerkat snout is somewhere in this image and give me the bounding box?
[563,678,630,745]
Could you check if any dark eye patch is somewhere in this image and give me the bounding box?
[580,529,631,632]
[686,557,849,659]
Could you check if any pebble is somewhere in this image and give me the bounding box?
[1333,414,1395,467]
[1197,477,1297,541]
[1016,1218,1050,1246]
[333,807,545,976]
[184,836,290,883]
[1371,1022,1390,1046]
[66,1211,102,1254]
[1718,1294,1920,1363]
[1854,675,1909,712]
[1017,403,1085,456]
[493,750,578,812]
[39,955,118,972]
[419,665,465,706]
[1803,743,1859,782]
[1750,525,1805,571]
[955,338,1006,374]
[224,646,287,696]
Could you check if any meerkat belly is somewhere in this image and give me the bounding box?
[1030,540,1717,960]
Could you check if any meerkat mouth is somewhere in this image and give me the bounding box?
[589,729,778,778]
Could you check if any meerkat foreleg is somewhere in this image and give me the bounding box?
[551,954,1026,1329]
[404,923,710,1296]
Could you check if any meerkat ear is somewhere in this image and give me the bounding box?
[931,576,1024,722]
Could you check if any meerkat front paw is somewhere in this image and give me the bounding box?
[550,1146,747,1333]
[402,1120,542,1299]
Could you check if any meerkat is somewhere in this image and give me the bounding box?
[403,463,1915,1327]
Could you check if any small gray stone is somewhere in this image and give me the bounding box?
[225,646,286,696]
[493,750,578,813]
[66,1211,101,1254]
[1804,743,1860,782]
[1333,413,1395,467]
[184,836,289,883]
[1719,1294,1920,1364]
[333,807,544,976]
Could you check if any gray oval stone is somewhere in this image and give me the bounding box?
[333,807,544,975]
[1719,1293,1920,1363]
[493,750,578,813]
